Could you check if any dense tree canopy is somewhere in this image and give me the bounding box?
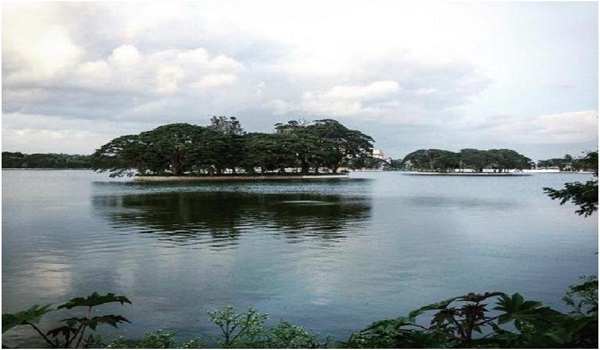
[91,118,375,177]
[2,152,92,169]
[402,148,532,173]
[538,152,598,172]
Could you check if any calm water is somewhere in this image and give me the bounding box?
[2,170,598,343]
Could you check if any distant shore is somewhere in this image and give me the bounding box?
[403,172,531,176]
[132,174,349,182]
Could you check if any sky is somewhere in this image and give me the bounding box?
[2,0,598,161]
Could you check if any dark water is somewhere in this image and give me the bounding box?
[2,170,597,343]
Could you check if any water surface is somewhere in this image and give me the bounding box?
[2,170,597,343]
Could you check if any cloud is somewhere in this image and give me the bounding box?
[193,74,238,89]
[465,110,598,145]
[268,81,401,116]
[1,1,596,161]
[3,3,84,84]
[2,112,152,154]
[3,41,246,124]
[527,110,598,144]
[55,45,243,95]
[324,81,400,100]
[265,60,490,122]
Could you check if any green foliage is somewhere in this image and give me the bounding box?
[544,179,598,217]
[4,287,597,349]
[207,306,269,348]
[2,304,54,333]
[2,292,131,348]
[401,148,532,173]
[2,152,92,169]
[344,289,598,348]
[562,276,598,316]
[538,152,598,172]
[308,119,374,173]
[206,306,326,348]
[105,330,203,349]
[91,118,375,177]
[58,292,131,309]
[544,151,598,217]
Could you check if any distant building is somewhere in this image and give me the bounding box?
[372,149,385,159]
[369,149,391,170]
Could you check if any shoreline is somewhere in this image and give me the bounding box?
[132,174,349,182]
[403,172,532,176]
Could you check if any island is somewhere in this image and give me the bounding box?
[91,117,376,178]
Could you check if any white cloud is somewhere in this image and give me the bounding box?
[529,110,598,143]
[473,110,598,145]
[3,24,83,84]
[108,44,142,66]
[2,112,151,154]
[193,74,238,89]
[324,81,400,100]
[24,44,245,95]
[268,81,401,116]
[155,66,185,93]
[1,1,596,160]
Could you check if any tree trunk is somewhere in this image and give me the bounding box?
[301,160,310,174]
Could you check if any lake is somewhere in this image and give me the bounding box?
[2,170,597,344]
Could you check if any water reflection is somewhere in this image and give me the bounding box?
[92,191,371,248]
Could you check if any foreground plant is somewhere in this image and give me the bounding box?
[207,305,326,348]
[345,280,598,348]
[2,292,131,348]
[106,330,204,349]
[4,282,597,348]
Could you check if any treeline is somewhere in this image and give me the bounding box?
[92,117,375,177]
[399,148,532,173]
[537,153,598,172]
[2,152,92,169]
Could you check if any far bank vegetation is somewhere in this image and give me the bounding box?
[400,148,533,173]
[389,150,596,173]
[91,117,375,177]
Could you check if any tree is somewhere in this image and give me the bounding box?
[91,124,216,177]
[208,116,245,174]
[241,133,295,174]
[402,149,460,172]
[139,124,194,176]
[307,119,374,173]
[389,159,404,170]
[2,152,92,169]
[459,149,489,172]
[274,120,321,174]
[91,134,147,177]
[92,118,376,177]
[487,149,532,172]
[208,116,244,136]
[544,151,598,217]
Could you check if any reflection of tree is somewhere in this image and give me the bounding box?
[92,191,371,247]
[264,197,371,237]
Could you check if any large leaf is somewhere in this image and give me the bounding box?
[361,316,415,337]
[2,304,54,333]
[58,292,131,309]
[456,292,506,303]
[430,308,459,327]
[61,315,130,331]
[46,325,78,339]
[408,297,458,319]
[494,293,561,324]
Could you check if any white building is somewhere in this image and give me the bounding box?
[372,149,385,159]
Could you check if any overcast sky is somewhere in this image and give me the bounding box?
[2,1,598,161]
